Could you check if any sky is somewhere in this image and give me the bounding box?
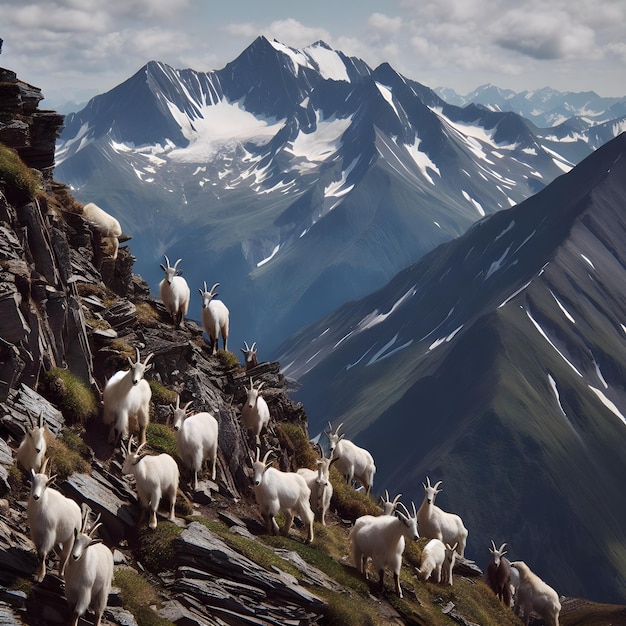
[1,0,625,110]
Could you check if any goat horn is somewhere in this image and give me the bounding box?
[183,401,193,413]
[251,342,256,351]
[499,543,507,553]
[38,410,44,429]
[490,540,497,552]
[134,347,140,363]
[175,395,180,410]
[261,449,273,465]
[243,341,250,351]
[163,254,171,268]
[254,447,261,463]
[433,480,442,491]
[80,503,91,533]
[132,451,149,465]
[26,410,35,430]
[412,501,417,518]
[396,501,411,518]
[203,281,207,293]
[392,493,402,504]
[143,352,154,366]
[383,489,390,503]
[173,258,182,269]
[335,422,344,434]
[255,381,264,391]
[40,457,50,475]
[88,522,103,538]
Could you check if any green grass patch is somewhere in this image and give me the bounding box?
[146,423,178,458]
[114,568,175,626]
[136,302,161,327]
[329,467,380,521]
[45,430,90,480]
[137,523,184,572]
[43,368,98,424]
[217,349,240,369]
[275,421,319,470]
[0,144,40,199]
[148,380,177,408]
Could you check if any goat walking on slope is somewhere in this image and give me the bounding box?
[325,422,376,496]
[27,459,82,582]
[350,501,419,598]
[511,561,561,626]
[251,448,314,543]
[65,506,114,626]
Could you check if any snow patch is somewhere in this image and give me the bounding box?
[589,386,626,426]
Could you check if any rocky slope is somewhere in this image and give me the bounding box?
[2,68,626,626]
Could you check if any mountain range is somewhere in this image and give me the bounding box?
[53,37,626,603]
[55,36,624,359]
[277,132,626,603]
[435,83,626,128]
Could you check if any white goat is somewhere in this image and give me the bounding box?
[326,422,376,496]
[417,538,446,583]
[102,348,153,446]
[159,255,191,328]
[199,281,229,354]
[241,341,258,371]
[350,501,419,598]
[27,460,82,582]
[511,561,561,626]
[416,476,468,557]
[171,395,219,490]
[82,202,122,260]
[122,438,179,529]
[380,490,402,516]
[297,449,333,526]
[251,448,314,543]
[241,378,270,446]
[16,410,47,473]
[65,507,114,626]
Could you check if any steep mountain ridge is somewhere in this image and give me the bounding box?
[53,37,621,357]
[277,133,626,603]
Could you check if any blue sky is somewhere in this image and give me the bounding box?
[1,0,624,109]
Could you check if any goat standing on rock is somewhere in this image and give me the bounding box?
[199,281,229,354]
[102,348,153,446]
[65,506,114,626]
[241,341,258,371]
[159,255,190,328]
[27,459,82,582]
[241,378,270,446]
[511,560,561,626]
[416,476,468,558]
[171,395,219,490]
[326,422,376,495]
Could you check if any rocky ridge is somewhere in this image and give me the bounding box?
[2,67,626,626]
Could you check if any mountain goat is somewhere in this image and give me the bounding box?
[65,507,114,626]
[241,378,270,446]
[171,395,219,490]
[297,448,333,526]
[350,501,419,598]
[416,476,468,557]
[241,341,258,371]
[122,438,179,529]
[102,348,153,446]
[326,422,376,495]
[443,542,458,586]
[511,561,561,626]
[27,460,82,582]
[199,281,229,354]
[16,410,47,473]
[380,490,402,516]
[487,541,513,605]
[159,255,191,328]
[251,448,314,543]
[82,202,122,260]
[418,538,446,583]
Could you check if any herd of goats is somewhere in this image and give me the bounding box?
[8,202,562,625]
